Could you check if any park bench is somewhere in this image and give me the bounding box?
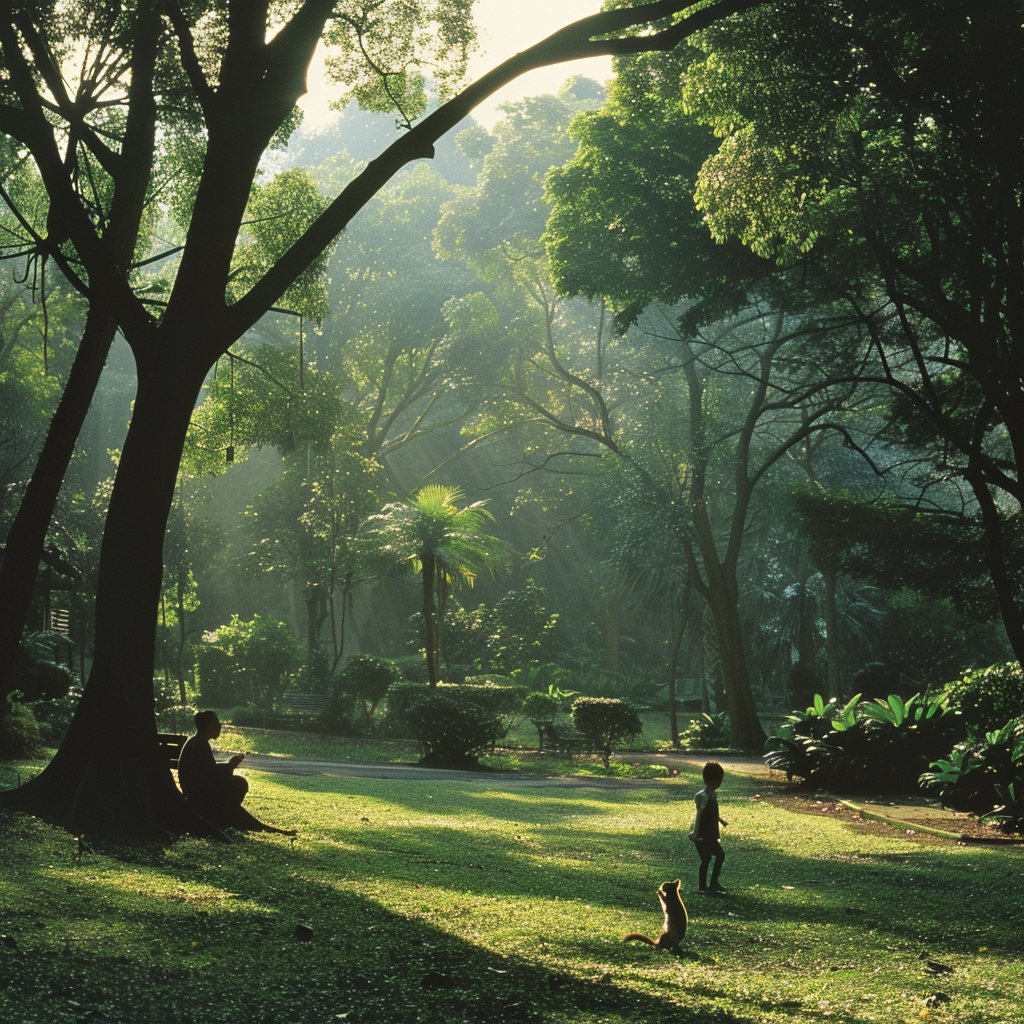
[278,693,330,730]
[280,693,329,716]
[157,733,187,769]
[531,719,588,755]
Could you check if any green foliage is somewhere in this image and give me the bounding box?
[321,0,476,121]
[677,712,730,751]
[232,170,333,323]
[570,697,643,768]
[28,687,83,747]
[326,655,405,733]
[0,699,43,759]
[154,703,198,736]
[485,580,560,674]
[921,719,1024,832]
[8,635,76,702]
[195,615,302,710]
[460,678,527,748]
[521,691,561,721]
[360,485,512,685]
[402,691,492,766]
[545,45,761,331]
[764,692,964,793]
[942,662,1024,734]
[381,680,431,736]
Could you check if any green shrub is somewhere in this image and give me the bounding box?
[29,687,83,745]
[461,677,526,748]
[0,700,44,759]
[570,697,643,768]
[521,690,560,721]
[920,717,1024,832]
[326,655,405,734]
[764,692,963,793]
[392,655,429,685]
[402,691,492,766]
[196,615,302,709]
[381,681,431,737]
[942,662,1024,733]
[677,711,730,750]
[155,703,197,735]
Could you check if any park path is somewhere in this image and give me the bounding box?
[241,750,767,787]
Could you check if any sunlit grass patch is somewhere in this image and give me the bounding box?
[2,758,1022,1023]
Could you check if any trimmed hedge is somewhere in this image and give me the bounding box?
[384,680,528,759]
[570,697,643,768]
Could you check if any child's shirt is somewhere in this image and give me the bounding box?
[692,786,720,841]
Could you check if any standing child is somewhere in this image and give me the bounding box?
[689,761,728,895]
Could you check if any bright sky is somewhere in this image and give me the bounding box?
[297,0,613,131]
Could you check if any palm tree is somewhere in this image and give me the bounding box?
[360,485,511,685]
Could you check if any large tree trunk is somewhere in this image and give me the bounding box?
[0,352,220,836]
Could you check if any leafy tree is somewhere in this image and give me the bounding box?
[0,0,770,834]
[681,1,1024,660]
[360,484,511,686]
[196,614,302,711]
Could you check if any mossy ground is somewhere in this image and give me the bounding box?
[1,752,1020,1024]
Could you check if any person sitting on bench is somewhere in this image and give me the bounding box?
[178,710,292,834]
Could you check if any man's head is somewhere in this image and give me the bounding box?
[194,709,221,738]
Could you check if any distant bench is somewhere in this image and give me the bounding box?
[530,720,589,755]
[279,693,329,717]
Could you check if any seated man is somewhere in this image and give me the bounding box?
[178,710,291,833]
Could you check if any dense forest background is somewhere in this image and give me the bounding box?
[3,72,1009,729]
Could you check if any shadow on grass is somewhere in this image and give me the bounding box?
[0,813,752,1024]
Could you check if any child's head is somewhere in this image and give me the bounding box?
[702,761,724,788]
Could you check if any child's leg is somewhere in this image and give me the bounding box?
[696,841,713,890]
[708,841,726,890]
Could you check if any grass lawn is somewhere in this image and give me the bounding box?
[1,755,1021,1024]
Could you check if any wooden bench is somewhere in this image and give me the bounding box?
[532,720,587,755]
[279,693,329,716]
[157,733,187,769]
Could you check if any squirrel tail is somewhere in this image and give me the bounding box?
[623,933,658,946]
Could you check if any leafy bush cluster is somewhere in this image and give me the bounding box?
[764,692,963,793]
[677,711,730,751]
[323,655,404,735]
[920,719,1024,832]
[570,697,643,768]
[941,662,1023,732]
[384,680,527,764]
[195,615,302,709]
[0,698,44,758]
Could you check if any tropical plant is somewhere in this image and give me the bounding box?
[677,711,730,751]
[920,719,1024,833]
[570,696,643,769]
[764,692,962,793]
[359,485,511,686]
